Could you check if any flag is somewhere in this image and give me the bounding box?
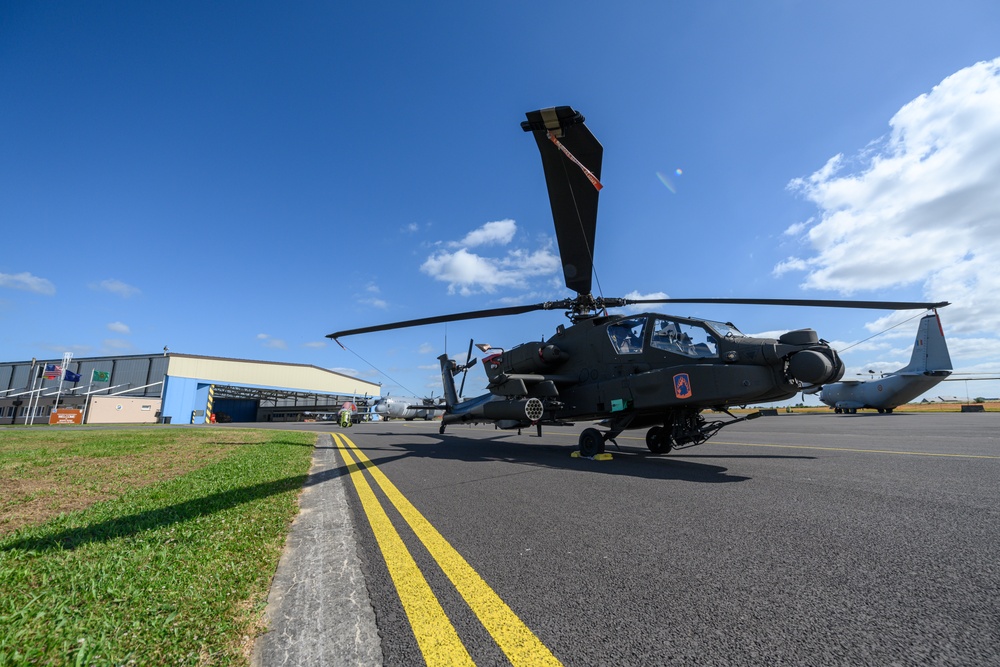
[92,370,110,383]
[44,363,62,380]
[64,370,81,383]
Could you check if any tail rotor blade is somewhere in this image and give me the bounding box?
[458,338,474,398]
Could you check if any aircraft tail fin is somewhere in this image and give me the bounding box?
[898,311,953,374]
[438,354,459,407]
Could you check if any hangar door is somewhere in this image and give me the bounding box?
[212,399,258,422]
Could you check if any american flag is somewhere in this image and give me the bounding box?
[44,363,62,380]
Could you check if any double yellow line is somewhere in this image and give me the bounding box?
[332,433,562,667]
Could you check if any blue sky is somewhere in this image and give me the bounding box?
[3,1,1000,404]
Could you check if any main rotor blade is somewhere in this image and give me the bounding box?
[522,107,603,297]
[620,297,951,310]
[327,301,570,343]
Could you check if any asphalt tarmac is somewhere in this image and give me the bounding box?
[252,413,1000,666]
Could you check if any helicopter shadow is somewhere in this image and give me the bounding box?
[330,429,812,485]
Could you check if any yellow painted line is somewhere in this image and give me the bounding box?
[710,440,1000,459]
[334,434,475,667]
[340,434,563,667]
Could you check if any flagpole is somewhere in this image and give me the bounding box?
[53,352,72,416]
[27,364,43,426]
[24,358,36,425]
[83,390,93,425]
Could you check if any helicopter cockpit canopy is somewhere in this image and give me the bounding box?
[649,316,720,358]
[608,318,646,354]
[701,319,745,339]
[606,315,745,358]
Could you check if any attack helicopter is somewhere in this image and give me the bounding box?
[329,106,948,457]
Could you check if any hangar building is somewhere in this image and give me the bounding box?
[0,352,380,425]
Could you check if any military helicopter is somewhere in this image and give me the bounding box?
[329,106,948,457]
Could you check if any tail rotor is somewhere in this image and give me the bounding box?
[457,338,477,399]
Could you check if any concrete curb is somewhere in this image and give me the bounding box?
[252,433,381,666]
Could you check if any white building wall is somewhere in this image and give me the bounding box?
[87,396,163,424]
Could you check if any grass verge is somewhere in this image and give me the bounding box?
[0,428,316,665]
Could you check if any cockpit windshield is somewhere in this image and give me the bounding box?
[650,316,720,358]
[703,319,745,339]
[607,318,646,354]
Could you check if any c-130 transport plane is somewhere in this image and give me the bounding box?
[810,311,953,414]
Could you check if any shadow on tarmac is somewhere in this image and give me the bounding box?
[320,427,815,486]
[3,427,813,554]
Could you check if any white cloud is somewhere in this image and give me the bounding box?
[421,246,560,295]
[359,283,388,309]
[780,57,1000,335]
[0,271,55,295]
[421,219,560,296]
[257,333,287,349]
[616,290,670,314]
[450,219,517,248]
[107,321,130,334]
[92,279,141,298]
[103,338,133,351]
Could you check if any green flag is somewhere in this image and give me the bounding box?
[92,370,110,383]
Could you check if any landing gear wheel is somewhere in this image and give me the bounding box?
[579,428,605,457]
[645,426,672,454]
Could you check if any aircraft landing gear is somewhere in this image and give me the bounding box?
[579,428,606,457]
[645,426,673,454]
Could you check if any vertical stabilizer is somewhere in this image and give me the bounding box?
[438,354,459,407]
[897,312,952,374]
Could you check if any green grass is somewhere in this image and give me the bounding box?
[0,429,316,665]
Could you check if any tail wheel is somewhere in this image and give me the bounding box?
[579,428,605,457]
[645,426,672,454]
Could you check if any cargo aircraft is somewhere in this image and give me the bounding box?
[809,311,952,413]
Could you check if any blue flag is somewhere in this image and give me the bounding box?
[64,370,81,383]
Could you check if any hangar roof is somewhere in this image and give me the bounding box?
[166,353,380,396]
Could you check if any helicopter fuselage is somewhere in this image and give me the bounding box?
[468,312,844,433]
